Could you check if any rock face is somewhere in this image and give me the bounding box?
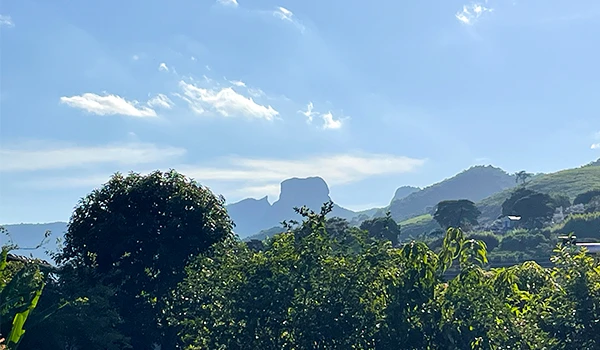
[227,177,357,237]
[270,177,332,220]
[391,186,420,202]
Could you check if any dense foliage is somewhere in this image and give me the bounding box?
[2,169,600,349]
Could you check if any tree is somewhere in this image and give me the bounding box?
[551,193,571,209]
[359,212,401,246]
[574,189,600,206]
[56,170,234,349]
[502,188,555,228]
[433,200,481,231]
[515,170,533,185]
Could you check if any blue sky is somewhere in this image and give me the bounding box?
[1,0,600,224]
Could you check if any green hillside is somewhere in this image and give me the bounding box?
[388,165,516,221]
[398,214,441,239]
[477,164,600,222]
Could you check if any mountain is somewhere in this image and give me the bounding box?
[391,186,420,202]
[387,165,516,221]
[477,164,600,223]
[226,177,357,237]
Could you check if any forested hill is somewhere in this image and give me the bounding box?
[477,163,600,222]
[387,165,516,221]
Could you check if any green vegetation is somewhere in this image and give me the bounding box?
[478,165,600,222]
[550,212,600,241]
[433,199,480,230]
[398,214,441,240]
[3,168,600,349]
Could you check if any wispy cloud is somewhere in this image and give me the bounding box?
[1,142,185,172]
[158,62,169,72]
[177,80,279,120]
[230,80,246,87]
[217,0,238,7]
[147,94,174,109]
[592,143,600,150]
[60,93,157,117]
[299,102,317,123]
[25,152,427,201]
[456,2,494,25]
[299,102,345,129]
[273,7,305,32]
[0,14,14,28]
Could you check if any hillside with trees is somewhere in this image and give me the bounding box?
[386,165,516,222]
[3,169,600,349]
[477,163,600,223]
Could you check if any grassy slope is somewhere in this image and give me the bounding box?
[399,214,441,239]
[477,165,600,222]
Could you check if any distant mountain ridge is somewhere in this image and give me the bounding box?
[4,158,600,246]
[386,165,516,221]
[226,177,357,237]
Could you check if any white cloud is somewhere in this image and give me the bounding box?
[60,93,157,117]
[299,102,317,123]
[147,94,174,109]
[25,153,427,201]
[217,0,238,7]
[230,80,246,87]
[231,184,281,200]
[0,14,14,28]
[1,142,186,172]
[178,81,279,120]
[592,143,600,150]
[273,7,305,32]
[322,112,343,129]
[158,62,169,72]
[132,54,140,61]
[178,153,425,187]
[299,102,344,129]
[456,3,494,25]
[274,7,294,21]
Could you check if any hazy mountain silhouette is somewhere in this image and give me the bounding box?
[227,177,356,237]
[387,165,516,221]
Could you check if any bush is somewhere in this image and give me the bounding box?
[552,212,600,240]
[467,231,501,251]
[499,230,549,252]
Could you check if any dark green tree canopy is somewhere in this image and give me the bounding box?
[551,193,572,209]
[433,199,480,230]
[574,189,600,206]
[57,170,234,348]
[359,212,401,246]
[502,188,555,228]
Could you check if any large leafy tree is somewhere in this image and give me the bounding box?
[502,188,555,228]
[56,170,234,349]
[433,199,481,231]
[574,189,600,206]
[359,212,401,246]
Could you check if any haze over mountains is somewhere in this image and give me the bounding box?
[3,159,600,261]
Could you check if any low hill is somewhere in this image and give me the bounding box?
[388,165,516,221]
[477,164,600,223]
